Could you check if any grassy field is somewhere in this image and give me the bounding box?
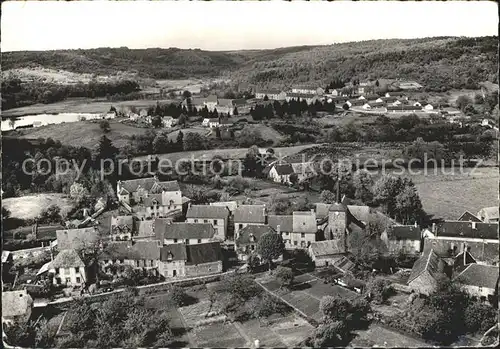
[350,323,429,347]
[134,143,320,163]
[15,119,148,149]
[2,193,74,220]
[380,166,499,220]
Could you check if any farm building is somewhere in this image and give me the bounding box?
[454,264,499,302]
[234,205,267,238]
[255,89,286,101]
[308,240,345,267]
[380,224,422,256]
[407,249,447,295]
[477,206,499,223]
[155,221,215,245]
[2,290,33,326]
[186,204,230,241]
[291,86,325,95]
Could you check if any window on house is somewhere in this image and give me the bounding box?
[294,241,298,246]
[174,239,178,243]
[239,224,243,229]
[150,260,154,267]
[173,270,177,277]
[151,206,154,210]
[198,239,202,243]
[301,233,305,238]
[204,219,208,223]
[194,219,198,223]
[55,268,60,274]
[301,241,306,247]
[251,245,255,251]
[76,277,81,284]
[120,259,124,264]
[66,278,71,284]
[214,219,218,225]
[285,232,289,236]
[156,205,159,209]
[186,239,189,244]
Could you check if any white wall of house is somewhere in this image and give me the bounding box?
[50,266,86,286]
[461,285,496,299]
[408,270,438,296]
[268,167,291,184]
[164,238,211,245]
[159,260,186,278]
[283,232,315,249]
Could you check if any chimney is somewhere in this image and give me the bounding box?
[276,224,281,235]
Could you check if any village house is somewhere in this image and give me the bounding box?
[285,92,320,104]
[48,249,87,287]
[453,264,499,302]
[155,221,215,245]
[116,177,182,208]
[255,89,287,101]
[386,105,423,113]
[268,215,293,247]
[2,290,33,326]
[308,240,346,267]
[99,240,162,276]
[395,81,423,91]
[163,116,177,128]
[186,204,230,241]
[110,215,135,241]
[477,206,499,223]
[158,242,223,278]
[291,86,325,95]
[234,205,267,238]
[424,103,436,111]
[268,163,294,184]
[422,221,499,265]
[136,220,155,240]
[346,99,365,107]
[380,224,422,256]
[236,224,276,262]
[457,211,482,222]
[407,249,447,295]
[291,211,317,248]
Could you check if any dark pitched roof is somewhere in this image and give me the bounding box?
[50,249,86,268]
[256,89,282,95]
[153,218,175,240]
[56,227,100,250]
[435,221,498,239]
[151,180,180,193]
[268,215,293,232]
[424,237,499,264]
[309,240,342,257]
[143,194,163,207]
[185,242,222,265]
[287,92,318,98]
[457,211,482,223]
[273,164,294,175]
[329,203,346,212]
[387,225,421,240]
[160,244,187,262]
[100,240,161,261]
[315,203,330,220]
[234,205,266,223]
[137,220,155,238]
[232,99,247,106]
[454,264,499,289]
[110,215,134,230]
[119,177,157,193]
[186,205,230,219]
[387,105,422,111]
[162,223,215,240]
[237,224,275,245]
[408,249,445,284]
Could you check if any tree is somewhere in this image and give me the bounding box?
[312,321,349,347]
[152,132,170,154]
[372,175,404,216]
[69,182,89,203]
[94,135,118,165]
[38,204,62,224]
[456,95,473,111]
[464,302,497,334]
[256,232,285,271]
[178,113,187,127]
[248,254,261,273]
[275,266,294,288]
[233,107,239,115]
[263,95,269,101]
[352,170,374,204]
[394,181,424,224]
[99,120,111,133]
[169,286,191,307]
[366,277,394,304]
[151,115,163,128]
[182,90,192,99]
[320,190,336,204]
[183,132,205,151]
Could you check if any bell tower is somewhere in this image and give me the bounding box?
[326,178,348,252]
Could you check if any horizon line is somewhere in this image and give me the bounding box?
[2,35,496,54]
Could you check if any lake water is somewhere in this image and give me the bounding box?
[1,113,115,131]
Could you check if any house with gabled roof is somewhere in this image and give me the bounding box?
[268,215,293,247]
[110,215,135,241]
[236,225,276,262]
[158,242,223,278]
[234,204,267,238]
[457,211,482,223]
[407,249,447,295]
[49,249,87,287]
[99,240,162,276]
[2,290,33,326]
[255,89,286,101]
[454,264,499,301]
[186,204,230,240]
[380,223,422,256]
[210,201,238,214]
[155,221,215,245]
[268,163,294,184]
[292,210,317,249]
[477,206,499,223]
[308,240,345,267]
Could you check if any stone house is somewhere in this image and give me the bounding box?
[154,221,215,245]
[380,224,422,256]
[49,249,87,287]
[255,89,286,101]
[158,242,223,278]
[268,163,294,184]
[116,177,182,210]
[308,240,346,267]
[2,290,33,326]
[234,205,267,238]
[99,240,162,276]
[477,207,499,223]
[407,249,447,295]
[186,204,230,241]
[109,215,135,241]
[454,264,499,302]
[236,224,276,262]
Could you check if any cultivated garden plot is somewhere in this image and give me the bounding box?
[191,322,247,347]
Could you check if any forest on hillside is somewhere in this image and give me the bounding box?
[2,36,498,97]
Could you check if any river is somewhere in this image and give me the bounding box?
[1,112,115,131]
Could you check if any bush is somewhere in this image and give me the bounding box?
[366,277,394,304]
[464,301,497,334]
[275,266,294,288]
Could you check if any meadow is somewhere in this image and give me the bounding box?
[2,193,74,220]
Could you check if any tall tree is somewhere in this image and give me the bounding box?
[256,232,285,271]
[352,170,374,204]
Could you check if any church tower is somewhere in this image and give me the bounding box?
[326,180,348,252]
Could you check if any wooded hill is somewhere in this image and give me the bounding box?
[3,36,498,91]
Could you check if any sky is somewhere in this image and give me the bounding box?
[1,1,498,52]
